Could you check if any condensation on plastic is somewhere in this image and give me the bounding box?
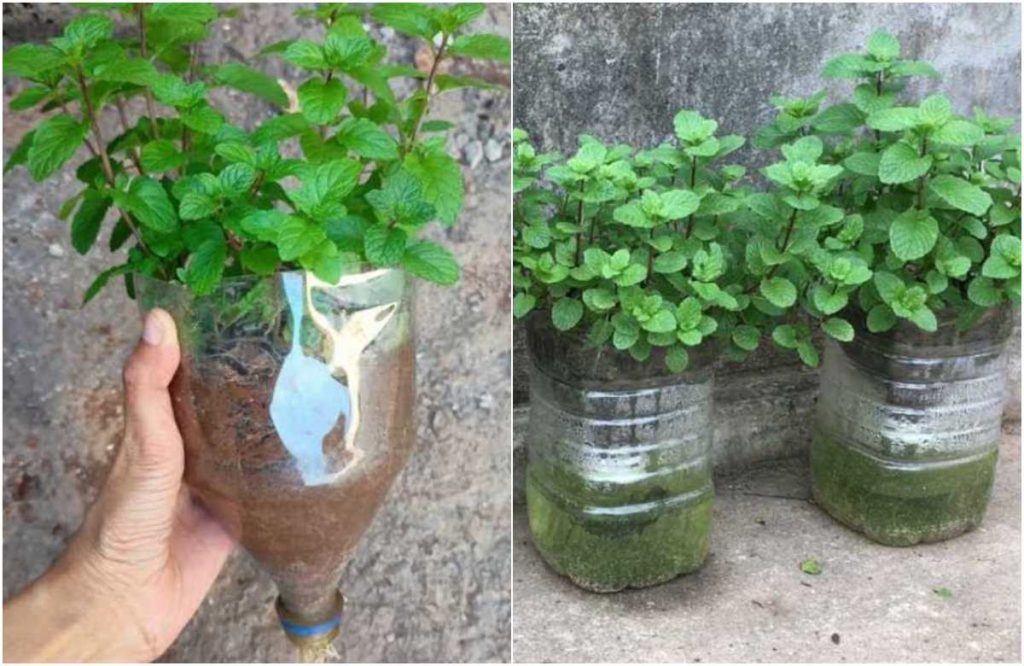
[524,316,714,592]
[137,269,415,630]
[812,307,1012,545]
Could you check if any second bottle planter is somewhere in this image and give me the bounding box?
[524,316,714,592]
[812,307,1012,546]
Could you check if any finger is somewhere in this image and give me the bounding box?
[122,308,183,477]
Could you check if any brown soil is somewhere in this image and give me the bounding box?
[170,335,416,622]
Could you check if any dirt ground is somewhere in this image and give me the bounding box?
[2,4,511,662]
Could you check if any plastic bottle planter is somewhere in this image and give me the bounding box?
[812,307,1012,546]
[524,316,714,592]
[138,269,415,656]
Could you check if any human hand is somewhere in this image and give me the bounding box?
[3,309,235,662]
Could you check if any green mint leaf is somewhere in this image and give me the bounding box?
[842,151,881,177]
[215,142,258,165]
[219,163,257,197]
[641,309,676,334]
[813,285,849,315]
[812,103,866,133]
[299,240,344,283]
[240,209,288,242]
[513,293,537,318]
[653,251,687,274]
[447,33,510,62]
[822,54,874,79]
[181,105,225,134]
[274,216,326,261]
[917,95,952,127]
[674,110,717,144]
[873,271,905,304]
[732,325,761,351]
[551,297,583,331]
[822,317,854,342]
[366,168,436,226]
[334,117,399,160]
[370,3,440,40]
[62,13,114,49]
[71,189,111,255]
[93,58,158,86]
[867,304,897,332]
[364,224,408,266]
[178,191,217,221]
[866,107,920,132]
[26,114,87,181]
[781,136,824,163]
[213,63,288,108]
[444,4,486,30]
[760,276,797,308]
[82,262,131,305]
[240,244,280,276]
[150,74,206,109]
[877,142,932,184]
[772,324,799,349]
[613,202,650,228]
[3,44,65,79]
[403,149,463,225]
[253,113,310,144]
[298,78,347,125]
[797,341,820,367]
[867,31,901,60]
[909,306,938,332]
[114,177,178,233]
[582,287,617,312]
[283,40,326,69]
[889,209,939,261]
[931,119,984,147]
[182,237,228,296]
[326,17,373,55]
[9,86,50,111]
[658,190,701,220]
[967,276,1002,307]
[402,240,460,285]
[140,139,187,173]
[929,175,993,217]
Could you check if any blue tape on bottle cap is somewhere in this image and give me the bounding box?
[279,614,342,637]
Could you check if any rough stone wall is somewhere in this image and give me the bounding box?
[512,3,1022,493]
[2,4,511,662]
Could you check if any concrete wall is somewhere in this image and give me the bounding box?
[2,4,511,662]
[512,3,1022,499]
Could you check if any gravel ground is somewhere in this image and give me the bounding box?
[513,428,1021,663]
[2,4,511,662]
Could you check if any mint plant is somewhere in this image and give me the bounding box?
[513,110,813,372]
[756,31,1020,343]
[4,3,509,302]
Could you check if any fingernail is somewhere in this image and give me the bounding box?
[142,311,164,346]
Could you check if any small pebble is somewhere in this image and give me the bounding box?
[48,243,64,257]
[484,138,503,162]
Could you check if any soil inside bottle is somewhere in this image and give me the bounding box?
[170,333,416,624]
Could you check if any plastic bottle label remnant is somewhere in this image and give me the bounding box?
[269,271,397,485]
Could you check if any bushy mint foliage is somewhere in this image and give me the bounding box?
[4,3,510,301]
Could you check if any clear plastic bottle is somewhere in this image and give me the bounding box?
[138,268,415,656]
[812,307,1012,546]
[525,316,714,592]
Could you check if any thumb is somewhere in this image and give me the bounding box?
[120,308,183,483]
